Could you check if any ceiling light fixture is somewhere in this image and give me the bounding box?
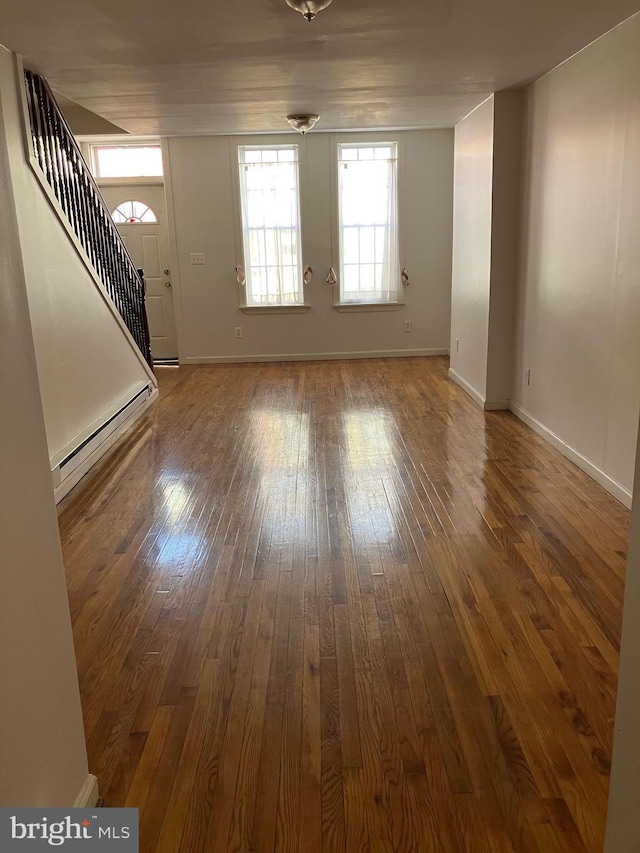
[286,114,320,134]
[284,0,333,21]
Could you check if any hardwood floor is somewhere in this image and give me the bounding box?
[57,357,627,852]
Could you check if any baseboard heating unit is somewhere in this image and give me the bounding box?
[52,383,156,503]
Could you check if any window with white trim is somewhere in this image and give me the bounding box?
[91,144,163,179]
[237,145,304,307]
[337,142,400,304]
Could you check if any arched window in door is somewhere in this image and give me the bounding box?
[111,200,158,224]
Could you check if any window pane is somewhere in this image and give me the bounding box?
[343,228,359,264]
[338,144,396,163]
[375,226,386,263]
[251,267,266,300]
[95,146,163,178]
[359,227,375,263]
[337,143,399,304]
[343,266,360,294]
[358,264,374,295]
[238,147,303,307]
[111,200,158,224]
[265,229,278,266]
[282,267,296,300]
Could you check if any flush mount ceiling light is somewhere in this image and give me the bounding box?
[284,0,333,21]
[286,114,320,134]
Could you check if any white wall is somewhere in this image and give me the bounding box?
[513,13,640,502]
[449,97,494,402]
[449,92,523,410]
[165,130,454,362]
[1,47,156,470]
[486,91,523,406]
[60,103,126,136]
[0,52,91,807]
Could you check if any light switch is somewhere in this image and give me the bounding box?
[190,253,206,265]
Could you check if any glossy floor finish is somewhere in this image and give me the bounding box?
[58,357,628,852]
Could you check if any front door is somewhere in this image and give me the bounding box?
[102,185,178,362]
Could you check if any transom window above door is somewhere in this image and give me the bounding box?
[112,200,158,224]
[91,144,163,179]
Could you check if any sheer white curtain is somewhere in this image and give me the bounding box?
[238,147,303,306]
[338,144,399,304]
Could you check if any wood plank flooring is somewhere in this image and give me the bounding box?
[57,357,628,852]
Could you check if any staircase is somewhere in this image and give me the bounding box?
[22,70,153,369]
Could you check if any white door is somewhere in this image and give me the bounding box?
[102,185,178,362]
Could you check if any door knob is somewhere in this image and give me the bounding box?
[164,269,170,275]
[165,281,172,288]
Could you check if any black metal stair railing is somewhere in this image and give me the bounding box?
[22,69,153,369]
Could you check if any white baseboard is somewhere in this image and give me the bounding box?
[184,348,449,364]
[448,368,485,407]
[74,774,99,808]
[448,369,509,411]
[53,387,159,504]
[509,401,632,508]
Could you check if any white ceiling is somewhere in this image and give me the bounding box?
[2,0,639,136]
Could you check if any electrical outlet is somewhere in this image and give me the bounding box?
[526,369,531,386]
[235,326,243,339]
[403,320,412,333]
[190,253,206,265]
[456,338,460,353]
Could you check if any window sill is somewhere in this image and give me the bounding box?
[96,176,164,187]
[333,302,404,313]
[240,303,311,315]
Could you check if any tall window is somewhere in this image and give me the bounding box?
[238,146,303,307]
[337,142,399,304]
